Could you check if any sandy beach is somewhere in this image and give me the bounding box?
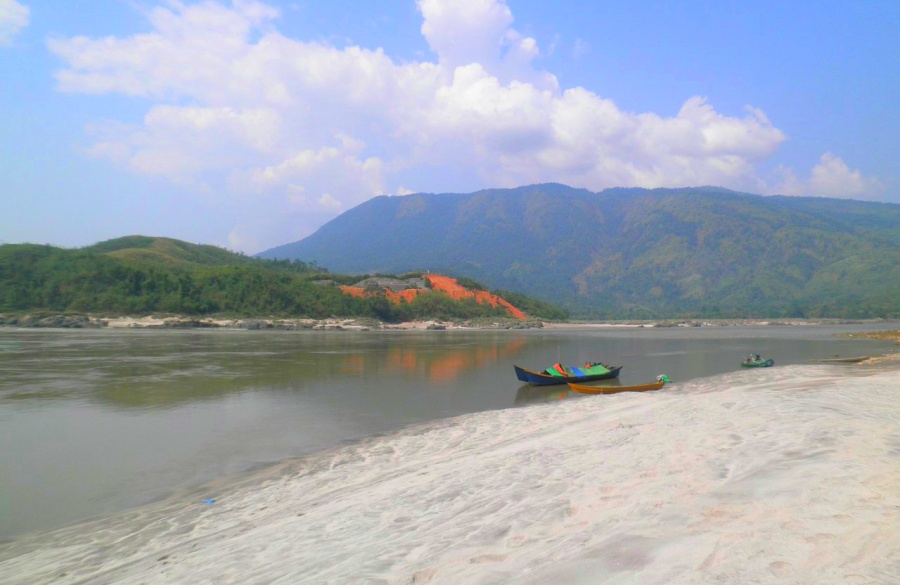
[1,360,898,584]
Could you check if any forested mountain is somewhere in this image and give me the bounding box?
[258,184,900,319]
[0,236,559,321]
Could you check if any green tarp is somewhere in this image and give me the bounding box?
[543,363,610,377]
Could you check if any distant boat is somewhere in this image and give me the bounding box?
[740,357,774,368]
[514,362,622,386]
[567,379,665,394]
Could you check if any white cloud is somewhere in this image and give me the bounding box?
[418,0,512,70]
[48,0,879,252]
[0,0,28,46]
[417,0,553,89]
[49,1,281,100]
[772,153,881,199]
[809,152,877,198]
[238,134,386,211]
[86,105,283,180]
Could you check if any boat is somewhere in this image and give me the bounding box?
[740,356,774,368]
[514,362,622,386]
[568,379,665,394]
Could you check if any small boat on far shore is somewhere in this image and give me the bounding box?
[741,356,774,368]
[567,379,666,394]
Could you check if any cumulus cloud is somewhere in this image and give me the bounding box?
[0,0,28,46]
[772,153,881,199]
[47,0,878,252]
[235,134,386,209]
[419,0,512,69]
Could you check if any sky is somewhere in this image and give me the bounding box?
[1,0,897,255]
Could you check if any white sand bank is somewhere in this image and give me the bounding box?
[1,365,898,584]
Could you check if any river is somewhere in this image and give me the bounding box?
[0,324,896,543]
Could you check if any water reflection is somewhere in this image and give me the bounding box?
[513,378,630,406]
[383,339,526,383]
[0,331,529,409]
[514,385,570,405]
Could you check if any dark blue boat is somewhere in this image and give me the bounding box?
[514,363,622,386]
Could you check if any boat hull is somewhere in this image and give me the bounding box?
[514,364,622,386]
[567,380,665,394]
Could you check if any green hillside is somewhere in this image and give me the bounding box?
[85,235,254,267]
[259,185,900,319]
[0,238,557,321]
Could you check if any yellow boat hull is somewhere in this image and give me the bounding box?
[567,380,665,394]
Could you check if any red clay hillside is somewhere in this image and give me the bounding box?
[339,274,527,320]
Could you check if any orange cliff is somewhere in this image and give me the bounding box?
[339,274,527,320]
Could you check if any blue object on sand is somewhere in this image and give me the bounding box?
[204,499,215,504]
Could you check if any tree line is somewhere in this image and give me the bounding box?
[0,242,563,322]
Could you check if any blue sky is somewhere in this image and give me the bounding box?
[1,0,897,254]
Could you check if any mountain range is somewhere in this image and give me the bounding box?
[258,184,900,319]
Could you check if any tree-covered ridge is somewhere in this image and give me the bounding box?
[85,235,320,275]
[0,238,561,322]
[85,235,246,266]
[259,185,900,319]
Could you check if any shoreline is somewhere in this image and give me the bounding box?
[1,313,897,332]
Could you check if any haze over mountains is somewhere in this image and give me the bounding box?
[259,184,900,319]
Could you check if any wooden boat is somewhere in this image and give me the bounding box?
[568,380,665,394]
[514,363,622,386]
[740,357,774,368]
